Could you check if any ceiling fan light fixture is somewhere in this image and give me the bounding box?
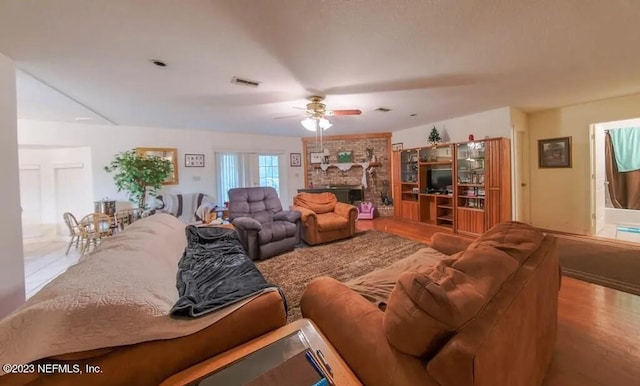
[301,117,317,131]
[318,117,332,130]
[301,117,332,131]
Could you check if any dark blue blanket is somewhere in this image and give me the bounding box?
[171,225,285,318]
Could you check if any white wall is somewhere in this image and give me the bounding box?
[18,146,93,237]
[391,107,513,148]
[0,53,25,318]
[528,92,640,235]
[18,120,304,207]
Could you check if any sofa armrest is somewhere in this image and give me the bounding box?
[291,205,317,223]
[429,233,473,255]
[231,217,262,231]
[300,277,437,386]
[333,202,357,220]
[273,210,301,223]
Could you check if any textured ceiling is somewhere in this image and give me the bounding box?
[1,0,640,136]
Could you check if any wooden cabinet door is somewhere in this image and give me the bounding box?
[394,185,402,217]
[401,201,419,222]
[456,208,485,235]
[486,138,512,227]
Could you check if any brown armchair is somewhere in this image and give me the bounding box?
[292,192,357,245]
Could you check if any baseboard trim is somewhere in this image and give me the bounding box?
[562,268,640,296]
[537,227,640,250]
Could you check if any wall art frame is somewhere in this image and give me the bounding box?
[290,153,302,167]
[136,147,179,185]
[185,153,205,167]
[538,136,572,168]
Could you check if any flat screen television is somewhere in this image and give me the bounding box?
[427,168,453,192]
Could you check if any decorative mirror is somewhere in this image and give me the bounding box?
[136,147,179,185]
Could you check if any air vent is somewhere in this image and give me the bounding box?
[375,107,392,112]
[231,76,261,88]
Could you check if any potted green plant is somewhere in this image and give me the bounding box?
[104,149,172,209]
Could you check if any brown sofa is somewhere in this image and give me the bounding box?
[301,221,560,386]
[0,215,287,386]
[292,192,357,245]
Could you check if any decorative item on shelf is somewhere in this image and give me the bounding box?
[337,151,353,163]
[468,134,474,141]
[323,148,330,164]
[392,142,403,151]
[290,153,302,167]
[185,153,205,167]
[365,148,374,161]
[428,126,442,145]
[538,136,572,168]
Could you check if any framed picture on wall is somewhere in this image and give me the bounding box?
[185,153,205,167]
[392,142,403,151]
[290,153,302,167]
[309,152,324,164]
[136,147,179,185]
[538,136,572,168]
[337,151,353,163]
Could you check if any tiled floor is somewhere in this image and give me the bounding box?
[23,239,81,298]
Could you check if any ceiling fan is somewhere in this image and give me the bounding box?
[275,96,361,131]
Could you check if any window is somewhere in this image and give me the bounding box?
[258,155,280,193]
[215,152,282,204]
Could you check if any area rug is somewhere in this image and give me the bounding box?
[255,231,426,321]
[557,236,640,296]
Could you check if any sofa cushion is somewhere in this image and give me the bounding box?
[383,222,543,358]
[467,221,544,264]
[346,247,451,308]
[229,187,283,223]
[294,192,337,214]
[259,221,297,244]
[316,212,348,232]
[155,193,214,223]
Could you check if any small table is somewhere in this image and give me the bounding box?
[160,319,361,385]
[196,222,234,230]
[211,206,230,220]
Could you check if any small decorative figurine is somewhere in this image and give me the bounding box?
[428,127,442,145]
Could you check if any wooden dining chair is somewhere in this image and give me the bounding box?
[79,213,113,254]
[63,212,82,255]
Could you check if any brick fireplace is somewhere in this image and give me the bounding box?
[302,133,392,208]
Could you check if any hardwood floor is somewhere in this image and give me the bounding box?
[357,217,640,386]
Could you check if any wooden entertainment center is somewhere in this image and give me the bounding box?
[392,137,511,236]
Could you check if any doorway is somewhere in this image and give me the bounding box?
[591,118,640,243]
[18,145,94,298]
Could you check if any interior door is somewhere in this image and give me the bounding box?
[514,129,531,223]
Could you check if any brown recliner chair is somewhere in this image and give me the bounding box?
[292,192,357,245]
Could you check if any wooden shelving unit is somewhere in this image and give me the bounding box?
[392,138,511,234]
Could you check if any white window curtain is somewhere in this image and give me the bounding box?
[215,152,283,204]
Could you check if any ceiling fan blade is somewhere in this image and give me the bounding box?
[274,114,305,120]
[330,109,362,116]
[292,106,308,110]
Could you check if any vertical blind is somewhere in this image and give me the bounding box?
[215,152,282,204]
